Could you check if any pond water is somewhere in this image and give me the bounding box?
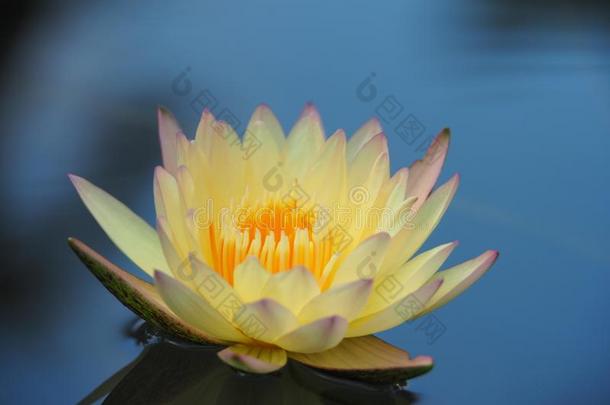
[0,0,609,403]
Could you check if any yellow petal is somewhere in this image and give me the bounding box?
[298,279,373,323]
[244,105,286,195]
[193,108,215,157]
[289,335,434,383]
[302,129,347,209]
[153,166,190,254]
[381,174,459,273]
[347,133,389,189]
[217,344,287,374]
[274,316,347,353]
[420,250,498,315]
[233,257,271,303]
[157,106,182,174]
[186,256,253,330]
[238,298,299,342]
[260,266,319,313]
[328,232,390,286]
[361,241,457,316]
[406,129,450,211]
[345,279,443,337]
[69,174,169,276]
[346,117,382,163]
[154,271,249,343]
[284,104,325,182]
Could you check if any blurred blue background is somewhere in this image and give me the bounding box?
[0,0,609,403]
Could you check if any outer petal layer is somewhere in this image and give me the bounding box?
[289,335,434,384]
[274,316,347,353]
[154,271,249,343]
[217,344,287,374]
[420,250,499,315]
[69,175,170,276]
[67,238,218,344]
[345,279,443,337]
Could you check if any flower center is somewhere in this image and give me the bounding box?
[206,200,337,286]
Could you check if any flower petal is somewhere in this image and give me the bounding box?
[284,103,325,182]
[420,250,499,315]
[362,241,457,316]
[274,316,347,353]
[153,166,190,254]
[233,257,271,303]
[346,117,382,163]
[406,129,450,211]
[260,266,319,313]
[68,238,218,343]
[298,279,373,323]
[347,133,389,189]
[238,299,299,342]
[154,271,249,343]
[381,173,459,273]
[289,335,433,384]
[69,174,170,276]
[302,129,347,210]
[217,344,287,374]
[328,232,390,286]
[157,106,182,175]
[345,279,443,337]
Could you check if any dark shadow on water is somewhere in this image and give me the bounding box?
[80,322,419,405]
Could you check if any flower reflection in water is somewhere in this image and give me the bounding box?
[80,320,419,405]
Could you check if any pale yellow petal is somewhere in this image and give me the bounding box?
[153,166,190,253]
[233,257,271,303]
[69,174,169,276]
[381,174,459,273]
[244,105,285,196]
[406,129,450,211]
[217,344,287,374]
[154,271,249,343]
[347,133,389,189]
[298,279,373,323]
[284,104,325,182]
[274,316,347,353]
[346,117,382,163]
[157,106,182,174]
[345,279,443,337]
[361,241,457,316]
[302,129,347,209]
[328,232,390,286]
[260,266,319,313]
[238,298,299,342]
[420,250,498,315]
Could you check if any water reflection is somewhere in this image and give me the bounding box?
[80,322,418,405]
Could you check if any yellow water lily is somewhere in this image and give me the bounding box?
[69,104,498,382]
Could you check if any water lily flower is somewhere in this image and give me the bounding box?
[69,104,498,383]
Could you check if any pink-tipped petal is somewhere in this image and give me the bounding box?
[274,316,348,354]
[406,128,450,210]
[217,344,287,374]
[420,250,499,314]
[346,117,383,163]
[157,106,182,174]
